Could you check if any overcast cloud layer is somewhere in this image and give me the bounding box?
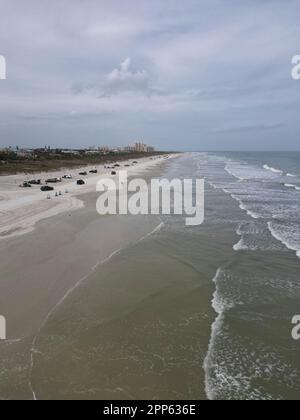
[0,0,299,150]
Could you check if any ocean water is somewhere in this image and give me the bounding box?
[30,152,300,400]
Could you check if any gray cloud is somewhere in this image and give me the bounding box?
[214,123,287,134]
[107,57,149,93]
[72,57,151,97]
[0,0,300,150]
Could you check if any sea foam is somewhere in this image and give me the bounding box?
[204,268,235,400]
[267,221,300,259]
[263,164,283,175]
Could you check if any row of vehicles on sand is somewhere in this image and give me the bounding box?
[19,164,126,192]
[19,172,86,191]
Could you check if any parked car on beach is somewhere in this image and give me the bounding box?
[77,179,85,185]
[41,185,54,192]
[46,178,61,183]
[19,182,32,188]
[28,179,41,185]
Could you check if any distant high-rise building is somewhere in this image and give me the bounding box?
[134,141,154,153]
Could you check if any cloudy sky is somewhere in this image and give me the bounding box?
[0,0,299,150]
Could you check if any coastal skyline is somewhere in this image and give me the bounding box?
[0,0,300,151]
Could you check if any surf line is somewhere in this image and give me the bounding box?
[203,267,235,400]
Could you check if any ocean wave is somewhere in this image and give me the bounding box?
[204,268,235,400]
[204,264,300,400]
[137,221,164,242]
[225,164,246,181]
[236,221,262,236]
[284,183,300,191]
[267,221,300,259]
[233,231,284,252]
[223,178,298,221]
[263,164,283,175]
[229,194,261,219]
[233,238,249,251]
[225,161,279,182]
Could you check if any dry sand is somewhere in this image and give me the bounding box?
[0,155,175,240]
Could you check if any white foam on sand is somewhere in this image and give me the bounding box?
[203,268,235,400]
[233,238,249,251]
[137,221,164,242]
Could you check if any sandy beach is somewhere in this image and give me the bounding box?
[0,154,178,399]
[0,155,174,241]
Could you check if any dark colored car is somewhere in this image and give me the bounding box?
[111,171,117,175]
[28,179,41,185]
[77,179,85,185]
[46,178,61,183]
[79,171,87,176]
[41,185,54,192]
[89,169,98,174]
[20,182,32,188]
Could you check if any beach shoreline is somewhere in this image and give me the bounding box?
[0,154,180,399]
